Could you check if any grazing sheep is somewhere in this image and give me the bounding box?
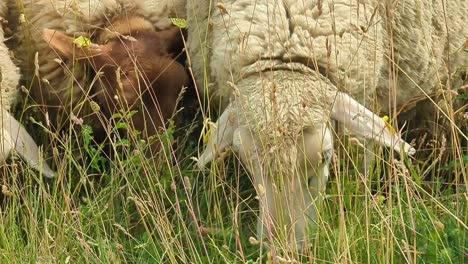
[376,0,467,136]
[0,2,55,178]
[187,0,424,250]
[8,0,188,154]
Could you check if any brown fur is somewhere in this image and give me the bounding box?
[43,16,188,153]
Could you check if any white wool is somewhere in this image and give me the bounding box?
[189,0,385,109]
[189,0,467,250]
[233,66,336,140]
[0,2,19,111]
[377,0,468,113]
[190,0,467,114]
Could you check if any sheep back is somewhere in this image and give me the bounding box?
[190,0,467,116]
[188,0,385,110]
[377,0,468,114]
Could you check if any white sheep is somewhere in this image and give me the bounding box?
[8,0,188,153]
[188,0,466,250]
[0,1,55,178]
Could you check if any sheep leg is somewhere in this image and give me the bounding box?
[293,125,333,250]
[231,127,277,245]
[233,124,333,251]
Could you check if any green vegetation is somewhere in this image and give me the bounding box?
[1,2,466,262]
[0,95,466,263]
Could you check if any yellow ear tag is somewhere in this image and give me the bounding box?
[201,118,217,144]
[73,36,92,48]
[381,115,396,135]
[202,118,212,144]
[170,17,187,29]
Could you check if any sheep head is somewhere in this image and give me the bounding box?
[197,72,415,251]
[198,75,415,169]
[42,24,188,153]
[197,70,415,252]
[197,71,337,251]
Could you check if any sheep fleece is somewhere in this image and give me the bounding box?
[189,0,467,113]
[0,1,19,110]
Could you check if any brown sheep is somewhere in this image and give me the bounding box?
[9,0,189,155]
[42,18,188,153]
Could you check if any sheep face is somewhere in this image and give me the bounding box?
[198,71,337,251]
[42,27,188,153]
[231,124,334,251]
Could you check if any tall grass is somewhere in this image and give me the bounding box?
[1,0,467,263]
[1,103,466,263]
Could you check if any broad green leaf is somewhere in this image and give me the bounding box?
[170,17,187,28]
[73,36,91,48]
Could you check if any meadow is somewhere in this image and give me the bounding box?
[0,1,467,263]
[0,72,466,263]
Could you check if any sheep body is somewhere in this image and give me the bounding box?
[188,0,465,250]
[0,2,55,177]
[192,0,467,113]
[377,0,467,114]
[189,0,385,109]
[9,0,187,128]
[8,0,189,156]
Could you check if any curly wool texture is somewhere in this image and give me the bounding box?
[188,0,384,109]
[189,0,467,116]
[9,0,186,126]
[377,0,467,113]
[187,0,394,166]
[233,66,336,141]
[188,0,347,135]
[0,1,19,111]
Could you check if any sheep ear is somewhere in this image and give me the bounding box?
[331,92,415,155]
[42,28,105,60]
[1,110,57,178]
[198,106,238,168]
[158,27,185,55]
